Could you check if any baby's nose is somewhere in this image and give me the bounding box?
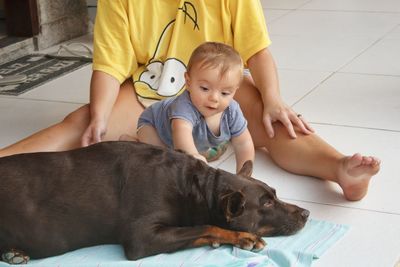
[209,92,219,102]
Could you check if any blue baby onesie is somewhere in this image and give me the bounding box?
[138,91,247,160]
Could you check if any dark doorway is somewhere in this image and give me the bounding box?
[0,0,38,51]
[3,0,39,37]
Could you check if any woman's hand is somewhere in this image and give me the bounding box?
[262,96,314,139]
[81,118,107,147]
[81,71,121,147]
[247,48,314,139]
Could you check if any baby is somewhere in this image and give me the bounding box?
[137,42,254,173]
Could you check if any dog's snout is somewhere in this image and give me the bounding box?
[301,209,310,219]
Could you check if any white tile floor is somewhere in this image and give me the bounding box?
[1,1,400,266]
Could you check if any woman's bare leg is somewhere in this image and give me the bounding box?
[0,105,90,156]
[137,125,167,147]
[0,79,143,157]
[234,76,380,201]
[101,79,144,141]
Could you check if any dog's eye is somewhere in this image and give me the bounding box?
[263,200,273,208]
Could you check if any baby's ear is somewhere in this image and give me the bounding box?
[184,72,190,87]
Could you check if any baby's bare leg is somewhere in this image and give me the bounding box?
[137,125,166,148]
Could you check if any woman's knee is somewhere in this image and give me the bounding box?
[62,105,90,128]
[235,78,267,145]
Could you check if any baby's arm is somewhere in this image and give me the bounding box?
[171,119,207,162]
[231,129,255,174]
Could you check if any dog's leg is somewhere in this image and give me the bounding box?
[123,225,266,260]
[190,225,266,250]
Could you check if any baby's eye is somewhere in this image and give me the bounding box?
[200,86,209,91]
[221,92,231,96]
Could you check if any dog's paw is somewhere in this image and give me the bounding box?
[236,232,266,251]
[253,237,267,252]
[2,249,30,264]
[211,241,220,248]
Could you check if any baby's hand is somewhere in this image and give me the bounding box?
[191,153,207,163]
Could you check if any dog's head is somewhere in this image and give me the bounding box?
[218,161,309,236]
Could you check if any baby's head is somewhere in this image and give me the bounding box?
[186,42,244,80]
[185,42,244,118]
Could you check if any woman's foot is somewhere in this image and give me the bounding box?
[337,153,381,201]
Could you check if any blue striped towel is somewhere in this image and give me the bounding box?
[0,219,349,267]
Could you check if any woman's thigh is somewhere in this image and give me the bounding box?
[234,75,270,147]
[103,79,145,141]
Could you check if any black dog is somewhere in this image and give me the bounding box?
[0,141,309,263]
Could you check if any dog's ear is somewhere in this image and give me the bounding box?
[220,191,245,222]
[237,160,253,177]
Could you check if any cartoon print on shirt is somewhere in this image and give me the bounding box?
[134,2,199,103]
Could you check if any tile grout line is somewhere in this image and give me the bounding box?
[334,71,400,78]
[290,72,335,107]
[277,67,400,78]
[309,122,400,133]
[292,9,400,15]
[335,23,400,73]
[0,95,86,105]
[288,21,400,109]
[266,0,314,24]
[282,198,400,216]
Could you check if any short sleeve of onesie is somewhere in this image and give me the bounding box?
[227,100,247,137]
[168,91,201,127]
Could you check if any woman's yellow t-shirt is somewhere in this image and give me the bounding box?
[93,0,271,106]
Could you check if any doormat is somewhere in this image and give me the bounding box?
[0,54,90,96]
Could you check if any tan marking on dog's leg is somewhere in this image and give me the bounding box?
[192,226,266,251]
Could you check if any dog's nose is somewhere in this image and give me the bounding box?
[301,209,310,219]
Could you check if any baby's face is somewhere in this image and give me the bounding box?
[185,65,242,118]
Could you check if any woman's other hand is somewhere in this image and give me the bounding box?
[262,96,314,138]
[247,48,314,139]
